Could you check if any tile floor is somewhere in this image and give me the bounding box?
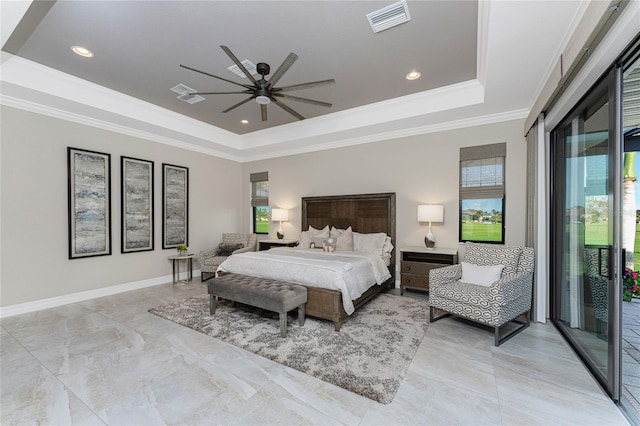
[623,298,640,422]
[0,282,630,425]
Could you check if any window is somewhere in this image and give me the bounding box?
[250,172,269,234]
[459,143,506,243]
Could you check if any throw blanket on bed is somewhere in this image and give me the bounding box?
[217,248,391,314]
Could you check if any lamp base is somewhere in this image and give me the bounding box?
[277,231,284,240]
[424,233,436,249]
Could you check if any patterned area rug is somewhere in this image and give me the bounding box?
[149,293,429,404]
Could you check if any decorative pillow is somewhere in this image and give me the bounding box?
[464,242,522,276]
[353,232,387,255]
[299,225,329,248]
[309,236,325,248]
[331,226,354,251]
[215,242,244,256]
[460,262,504,287]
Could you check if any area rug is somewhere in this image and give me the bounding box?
[149,293,429,404]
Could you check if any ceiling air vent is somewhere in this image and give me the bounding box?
[170,83,194,94]
[170,84,204,104]
[177,93,205,104]
[367,0,411,33]
[228,60,258,78]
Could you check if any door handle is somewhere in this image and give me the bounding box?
[598,246,612,279]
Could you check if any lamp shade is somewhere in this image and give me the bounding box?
[417,204,444,222]
[271,208,289,222]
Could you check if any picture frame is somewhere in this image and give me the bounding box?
[68,147,112,259]
[121,156,154,253]
[162,163,189,249]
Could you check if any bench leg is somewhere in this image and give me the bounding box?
[298,303,306,326]
[279,312,287,337]
[210,295,216,315]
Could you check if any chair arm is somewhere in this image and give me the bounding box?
[490,271,534,304]
[198,248,217,261]
[233,245,255,254]
[429,264,462,289]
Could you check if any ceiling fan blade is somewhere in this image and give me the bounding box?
[222,96,254,113]
[190,91,252,95]
[274,79,336,93]
[272,98,305,120]
[261,104,267,122]
[220,45,258,85]
[273,93,332,108]
[180,64,253,89]
[267,52,298,89]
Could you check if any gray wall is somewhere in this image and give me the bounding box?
[1,106,243,307]
[1,106,527,308]
[242,119,528,265]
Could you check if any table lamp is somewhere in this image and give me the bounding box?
[418,204,444,248]
[272,208,289,239]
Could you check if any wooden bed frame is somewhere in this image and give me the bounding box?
[301,192,396,331]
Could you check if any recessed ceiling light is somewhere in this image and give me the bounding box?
[241,120,249,124]
[71,46,93,58]
[406,71,421,80]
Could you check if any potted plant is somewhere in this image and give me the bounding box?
[623,268,640,302]
[176,244,188,256]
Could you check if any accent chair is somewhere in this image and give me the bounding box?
[198,233,257,281]
[429,242,535,346]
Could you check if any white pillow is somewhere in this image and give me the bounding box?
[460,262,504,287]
[353,232,387,255]
[309,225,330,238]
[299,225,329,248]
[330,226,354,251]
[382,236,394,254]
[298,231,310,249]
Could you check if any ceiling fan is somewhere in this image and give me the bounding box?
[180,46,335,122]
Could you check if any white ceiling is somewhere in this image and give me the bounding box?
[1,1,588,162]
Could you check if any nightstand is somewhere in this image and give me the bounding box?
[400,247,458,295]
[259,239,299,251]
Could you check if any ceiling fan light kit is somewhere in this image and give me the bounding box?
[180,45,335,122]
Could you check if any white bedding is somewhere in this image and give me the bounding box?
[217,247,391,314]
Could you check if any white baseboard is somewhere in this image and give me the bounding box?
[0,270,202,318]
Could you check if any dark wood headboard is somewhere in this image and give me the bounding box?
[301,192,396,269]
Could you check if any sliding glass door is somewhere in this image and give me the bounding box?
[551,70,620,397]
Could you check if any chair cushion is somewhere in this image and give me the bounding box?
[431,280,495,309]
[464,242,522,276]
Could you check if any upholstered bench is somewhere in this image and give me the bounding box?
[208,273,307,337]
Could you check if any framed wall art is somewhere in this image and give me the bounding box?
[121,156,154,253]
[162,163,189,249]
[68,147,112,259]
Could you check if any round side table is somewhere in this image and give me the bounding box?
[167,254,195,284]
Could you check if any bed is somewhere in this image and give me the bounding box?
[219,192,396,331]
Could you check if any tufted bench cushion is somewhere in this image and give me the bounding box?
[208,273,307,337]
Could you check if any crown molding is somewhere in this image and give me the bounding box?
[0,94,244,162]
[240,109,529,162]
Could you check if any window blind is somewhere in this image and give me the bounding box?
[250,172,269,207]
[459,143,506,199]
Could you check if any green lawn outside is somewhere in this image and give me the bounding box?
[461,222,502,242]
[585,221,640,269]
[255,221,269,234]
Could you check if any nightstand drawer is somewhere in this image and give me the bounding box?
[399,247,458,295]
[401,261,432,275]
[400,274,429,288]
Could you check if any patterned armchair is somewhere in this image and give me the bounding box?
[429,242,535,346]
[198,233,257,281]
